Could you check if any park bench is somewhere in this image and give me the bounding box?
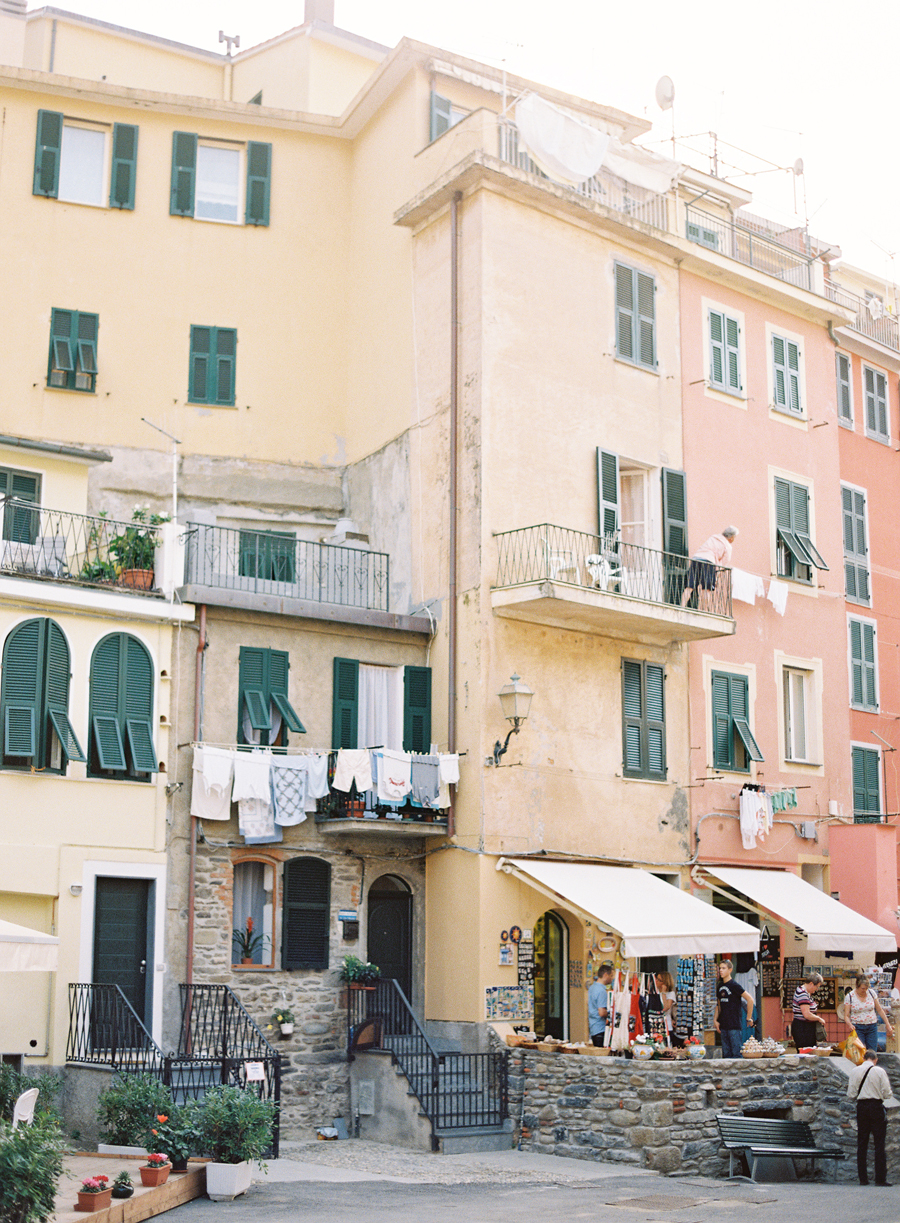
[716,1113,844,1181]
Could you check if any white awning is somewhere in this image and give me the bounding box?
[0,919,58,972]
[498,858,759,957]
[705,866,897,954]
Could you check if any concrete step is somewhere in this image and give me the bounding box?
[434,1120,515,1155]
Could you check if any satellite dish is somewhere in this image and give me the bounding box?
[655,76,675,111]
[793,157,804,176]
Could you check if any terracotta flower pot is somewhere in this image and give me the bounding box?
[76,1189,112,1211]
[119,568,154,590]
[140,1163,171,1187]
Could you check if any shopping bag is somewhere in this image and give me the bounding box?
[843,1029,865,1065]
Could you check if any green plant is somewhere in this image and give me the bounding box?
[269,1008,295,1027]
[108,506,168,573]
[144,1153,168,1168]
[0,1068,61,1128]
[146,1104,199,1164]
[232,916,270,961]
[113,1171,132,1188]
[0,1118,65,1223]
[196,1085,275,1165]
[340,955,381,985]
[97,1073,173,1146]
[79,1175,109,1194]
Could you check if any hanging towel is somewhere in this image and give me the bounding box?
[239,797,276,841]
[232,750,272,802]
[731,569,766,605]
[739,788,760,849]
[305,753,330,803]
[190,746,234,820]
[332,748,373,794]
[271,756,308,826]
[439,753,460,785]
[409,756,440,807]
[376,748,412,802]
[767,578,788,616]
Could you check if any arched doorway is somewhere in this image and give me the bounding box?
[534,911,568,1039]
[366,875,412,998]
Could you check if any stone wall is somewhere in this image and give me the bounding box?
[506,1048,900,1180]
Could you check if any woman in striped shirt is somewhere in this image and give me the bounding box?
[792,971,827,1048]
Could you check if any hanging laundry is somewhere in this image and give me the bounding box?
[376,748,412,802]
[439,753,460,785]
[304,753,330,810]
[739,787,765,850]
[785,787,798,809]
[271,756,308,825]
[239,798,277,841]
[232,750,272,802]
[409,756,440,807]
[731,569,766,606]
[190,746,234,820]
[767,578,788,616]
[332,748,373,794]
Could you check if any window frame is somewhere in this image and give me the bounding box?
[836,351,853,427]
[774,476,827,584]
[47,309,99,393]
[770,330,804,418]
[238,646,305,748]
[88,632,157,780]
[429,91,467,143]
[851,743,881,824]
[862,364,890,444]
[332,657,431,753]
[33,110,138,210]
[614,262,657,372]
[711,669,763,773]
[188,326,237,406]
[842,482,870,606]
[848,615,879,712]
[782,666,814,764]
[232,858,275,969]
[707,307,743,395]
[621,658,666,780]
[282,856,331,971]
[170,131,271,226]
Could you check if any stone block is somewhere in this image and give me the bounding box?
[641,1101,673,1126]
[628,1127,667,1148]
[645,1146,682,1173]
[609,1110,640,1127]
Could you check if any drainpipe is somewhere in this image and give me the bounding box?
[186,604,207,988]
[448,192,462,838]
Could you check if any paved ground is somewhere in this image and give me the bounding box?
[167,1140,900,1223]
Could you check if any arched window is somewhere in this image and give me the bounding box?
[282,857,330,971]
[232,859,274,967]
[1,617,84,771]
[88,633,157,778]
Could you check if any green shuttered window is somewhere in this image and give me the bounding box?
[110,123,139,209]
[48,309,98,393]
[597,449,619,540]
[622,659,666,780]
[849,618,878,711]
[708,310,742,393]
[245,141,271,226]
[189,326,236,405]
[88,633,157,778]
[774,478,827,582]
[852,745,881,823]
[332,658,431,752]
[282,857,330,970]
[842,485,870,605]
[34,110,138,208]
[836,353,852,425]
[711,671,763,772]
[0,468,40,544]
[863,365,889,443]
[772,334,802,415]
[170,131,271,225]
[615,263,656,370]
[238,646,305,747]
[1,617,84,771]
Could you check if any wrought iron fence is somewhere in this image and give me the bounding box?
[316,751,449,827]
[183,522,389,611]
[498,121,668,230]
[825,283,899,352]
[494,523,732,618]
[67,982,165,1073]
[348,979,508,1138]
[685,206,815,290]
[0,498,162,590]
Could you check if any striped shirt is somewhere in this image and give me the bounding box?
[792,985,817,1020]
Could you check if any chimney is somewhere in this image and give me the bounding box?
[304,0,334,23]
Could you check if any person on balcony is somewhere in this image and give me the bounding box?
[681,526,738,610]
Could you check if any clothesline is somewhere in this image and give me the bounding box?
[180,740,467,756]
[731,568,789,615]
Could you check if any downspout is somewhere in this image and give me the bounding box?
[448,192,462,837]
[186,603,207,988]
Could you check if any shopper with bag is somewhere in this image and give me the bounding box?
[791,970,826,1049]
[843,973,894,1053]
[847,1049,894,1186]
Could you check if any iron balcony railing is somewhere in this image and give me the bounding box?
[348,979,507,1140]
[0,498,162,591]
[67,982,165,1074]
[183,522,389,612]
[494,523,733,619]
[316,751,449,827]
[825,283,899,352]
[498,121,669,231]
[685,206,815,291]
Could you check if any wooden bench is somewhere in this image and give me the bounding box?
[716,1114,844,1182]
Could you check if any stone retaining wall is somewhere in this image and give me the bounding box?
[505,1049,900,1179]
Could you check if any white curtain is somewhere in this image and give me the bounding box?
[233,862,266,964]
[358,664,403,750]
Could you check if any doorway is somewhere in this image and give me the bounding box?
[534,911,568,1039]
[367,875,412,999]
[92,877,153,1027]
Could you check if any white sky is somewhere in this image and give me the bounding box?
[32,0,900,281]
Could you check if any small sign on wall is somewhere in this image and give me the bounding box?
[244,1062,265,1082]
[499,944,514,966]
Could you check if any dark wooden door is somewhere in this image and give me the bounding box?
[367,879,412,999]
[534,912,566,1040]
[93,877,151,1026]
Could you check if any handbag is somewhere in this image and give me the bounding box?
[843,1028,865,1066]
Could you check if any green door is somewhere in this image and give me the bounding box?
[93,877,152,1028]
[534,912,566,1040]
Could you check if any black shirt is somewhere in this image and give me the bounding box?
[717,978,746,1030]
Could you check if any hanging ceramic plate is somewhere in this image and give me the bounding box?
[598,936,618,953]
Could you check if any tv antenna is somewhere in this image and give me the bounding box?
[141,418,181,522]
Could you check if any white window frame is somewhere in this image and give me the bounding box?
[783,667,812,763]
[848,614,879,712]
[836,351,853,428]
[703,655,760,777]
[766,323,807,423]
[195,140,244,225]
[862,363,890,445]
[58,119,110,208]
[775,652,823,772]
[702,298,746,405]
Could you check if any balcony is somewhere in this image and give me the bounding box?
[825,282,899,353]
[491,524,735,644]
[315,756,449,838]
[685,206,816,291]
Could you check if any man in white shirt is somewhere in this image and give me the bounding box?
[847,1049,894,1186]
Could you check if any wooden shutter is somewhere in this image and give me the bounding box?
[170,131,197,216]
[791,483,827,570]
[709,311,725,386]
[268,648,305,734]
[213,329,236,405]
[245,141,271,226]
[596,449,619,539]
[110,123,138,209]
[75,313,99,390]
[645,663,666,778]
[842,486,869,604]
[332,657,359,749]
[725,316,741,391]
[772,335,787,408]
[636,271,656,368]
[89,634,127,771]
[429,92,453,142]
[123,636,156,772]
[2,471,40,544]
[852,746,881,821]
[661,468,688,557]
[282,857,330,969]
[786,340,801,413]
[48,308,74,388]
[850,619,877,710]
[45,621,84,762]
[836,353,852,422]
[1,620,42,758]
[239,646,271,738]
[33,110,62,198]
[711,672,732,770]
[730,674,763,763]
[864,367,888,439]
[615,263,635,361]
[403,665,431,753]
[189,327,211,401]
[622,660,644,775]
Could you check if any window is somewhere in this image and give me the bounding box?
[711,670,763,772]
[836,352,853,426]
[621,659,666,779]
[47,309,98,393]
[771,333,802,415]
[189,326,236,405]
[282,857,330,969]
[429,92,467,142]
[852,745,881,824]
[0,468,40,544]
[238,646,305,747]
[332,657,431,753]
[614,263,656,370]
[842,485,870,605]
[597,450,686,603]
[1,618,85,772]
[239,530,296,583]
[863,365,889,443]
[774,477,827,583]
[849,618,878,711]
[708,309,742,393]
[33,110,137,209]
[170,132,271,225]
[782,667,813,763]
[88,633,158,779]
[232,860,273,967]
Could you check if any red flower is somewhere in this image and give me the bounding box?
[156,1114,169,1123]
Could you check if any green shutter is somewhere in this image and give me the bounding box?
[93,714,126,770]
[614,263,635,361]
[332,657,358,750]
[622,660,644,775]
[189,326,210,401]
[245,141,271,226]
[110,123,138,209]
[213,329,236,405]
[622,660,666,780]
[238,646,270,740]
[709,311,725,386]
[661,468,688,557]
[725,316,741,391]
[89,633,153,774]
[850,619,877,711]
[836,353,852,422]
[5,707,35,757]
[33,110,62,198]
[852,745,881,821]
[645,663,665,777]
[126,719,158,772]
[403,665,432,753]
[1,620,42,758]
[429,91,453,142]
[170,131,197,216]
[243,689,270,729]
[48,709,85,763]
[272,693,306,734]
[282,857,330,969]
[123,636,153,723]
[711,671,733,770]
[597,449,619,539]
[864,367,888,439]
[2,471,40,544]
[842,486,869,604]
[786,340,801,413]
[734,717,764,762]
[636,271,656,368]
[772,334,787,408]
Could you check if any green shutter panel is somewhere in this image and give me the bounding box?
[725,316,741,391]
[636,272,656,368]
[1,620,42,757]
[622,660,644,775]
[876,372,888,437]
[5,707,35,757]
[864,748,881,816]
[730,674,763,763]
[836,353,852,421]
[48,710,85,763]
[615,264,635,361]
[772,335,787,408]
[272,693,306,734]
[213,328,236,405]
[429,92,453,142]
[123,636,153,722]
[709,311,724,386]
[110,123,138,209]
[45,620,70,714]
[266,651,305,733]
[189,327,211,401]
[89,634,126,771]
[645,663,665,778]
[243,689,269,729]
[48,308,74,388]
[862,621,877,709]
[786,340,801,413]
[245,141,271,226]
[282,857,330,969]
[864,367,877,433]
[239,646,270,738]
[33,110,62,198]
[790,483,828,571]
[850,619,865,706]
[126,719,158,772]
[93,715,126,770]
[75,313,98,390]
[852,746,867,816]
[661,468,688,557]
[332,658,359,749]
[3,472,39,544]
[597,449,619,539]
[711,672,732,770]
[170,131,197,216]
[403,665,432,754]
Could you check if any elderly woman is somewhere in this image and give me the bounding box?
[843,973,894,1052]
[792,970,827,1048]
[681,526,738,609]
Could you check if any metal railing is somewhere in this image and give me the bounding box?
[183,522,389,612]
[0,498,162,591]
[67,982,166,1074]
[498,121,668,230]
[348,979,508,1139]
[494,523,733,619]
[685,206,815,290]
[316,751,449,826]
[825,283,899,352]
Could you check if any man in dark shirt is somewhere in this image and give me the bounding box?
[715,959,754,1058]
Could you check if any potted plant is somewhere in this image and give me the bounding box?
[232,917,270,965]
[340,955,381,989]
[267,1007,295,1037]
[147,1105,199,1171]
[111,1171,134,1199]
[109,505,168,590]
[97,1073,173,1154]
[76,1175,111,1211]
[196,1084,276,1202]
[139,1153,171,1188]
[686,1035,707,1060]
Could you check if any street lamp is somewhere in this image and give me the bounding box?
[492,674,534,766]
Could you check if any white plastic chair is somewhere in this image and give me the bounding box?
[12,1087,38,1130]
